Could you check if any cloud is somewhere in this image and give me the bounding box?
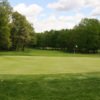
[40,14,46,17]
[91,7,100,16]
[47,0,84,11]
[59,13,84,22]
[13,3,85,33]
[14,3,44,22]
[35,13,84,33]
[35,16,75,32]
[86,0,100,7]
[47,0,100,12]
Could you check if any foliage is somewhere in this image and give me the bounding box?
[0,0,12,50]
[0,1,100,53]
[0,0,36,51]
[36,18,100,53]
[10,12,36,51]
[74,18,100,53]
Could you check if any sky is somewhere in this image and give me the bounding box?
[8,0,100,33]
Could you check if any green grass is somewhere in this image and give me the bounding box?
[0,73,100,100]
[0,56,100,74]
[0,49,100,100]
[0,48,100,57]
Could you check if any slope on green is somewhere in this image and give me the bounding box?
[0,56,100,74]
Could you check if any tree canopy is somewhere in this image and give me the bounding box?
[35,18,100,53]
[0,0,100,53]
[0,0,36,51]
[0,0,12,50]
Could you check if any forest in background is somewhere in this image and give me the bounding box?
[0,0,100,53]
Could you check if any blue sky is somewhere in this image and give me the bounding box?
[8,0,100,32]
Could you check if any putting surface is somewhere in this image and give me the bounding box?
[0,56,100,74]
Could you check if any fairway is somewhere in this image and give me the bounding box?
[0,51,100,100]
[0,56,100,74]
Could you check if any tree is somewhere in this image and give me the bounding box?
[75,18,100,53]
[57,29,68,50]
[28,32,37,48]
[35,18,100,54]
[0,0,12,50]
[10,11,36,51]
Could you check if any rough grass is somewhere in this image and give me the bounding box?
[0,72,100,100]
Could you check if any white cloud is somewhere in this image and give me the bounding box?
[59,13,84,22]
[91,7,100,16]
[35,13,84,33]
[35,16,75,32]
[40,14,46,17]
[85,0,100,7]
[13,3,85,33]
[47,0,100,12]
[47,0,84,11]
[14,3,44,22]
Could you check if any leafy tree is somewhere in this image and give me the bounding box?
[57,29,68,50]
[10,11,36,51]
[0,0,12,50]
[75,18,100,53]
[66,29,76,52]
[36,33,44,49]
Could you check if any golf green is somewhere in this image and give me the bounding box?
[0,56,100,74]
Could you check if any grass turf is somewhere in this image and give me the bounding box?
[0,48,100,57]
[0,49,100,100]
[0,56,100,74]
[0,73,100,100]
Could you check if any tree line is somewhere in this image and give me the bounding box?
[36,18,100,53]
[0,0,100,53]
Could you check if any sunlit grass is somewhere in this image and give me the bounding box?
[0,49,100,100]
[0,56,100,74]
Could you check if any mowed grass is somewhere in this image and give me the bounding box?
[0,56,100,74]
[0,49,100,100]
[0,48,100,57]
[0,73,100,100]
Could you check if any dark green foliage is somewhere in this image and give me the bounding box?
[0,1,100,53]
[0,0,12,50]
[0,1,36,51]
[0,73,100,100]
[74,18,100,53]
[10,12,36,51]
[36,18,100,53]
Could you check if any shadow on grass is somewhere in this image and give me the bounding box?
[0,72,100,100]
